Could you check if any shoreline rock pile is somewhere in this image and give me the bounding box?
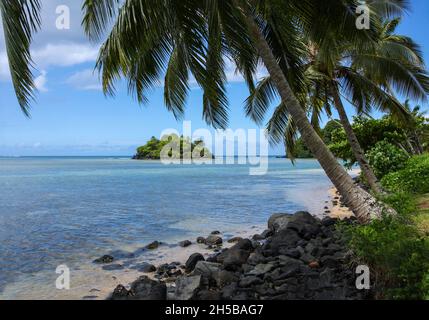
[108,212,369,300]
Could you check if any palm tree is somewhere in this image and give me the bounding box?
[2,0,406,222]
[398,100,429,155]
[0,0,41,116]
[247,18,429,194]
[80,0,409,222]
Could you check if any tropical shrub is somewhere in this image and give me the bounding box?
[381,192,416,216]
[343,163,429,300]
[382,154,429,194]
[329,114,429,168]
[344,209,429,300]
[366,140,409,179]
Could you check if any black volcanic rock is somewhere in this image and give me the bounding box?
[179,240,192,247]
[185,253,205,272]
[93,255,114,264]
[146,241,160,250]
[107,211,368,301]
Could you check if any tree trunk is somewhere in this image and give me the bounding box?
[241,11,392,222]
[331,86,384,195]
[412,131,423,155]
[405,137,415,155]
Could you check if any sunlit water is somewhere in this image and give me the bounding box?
[0,157,334,299]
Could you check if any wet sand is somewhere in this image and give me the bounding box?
[0,226,266,300]
[327,187,354,220]
[327,168,360,220]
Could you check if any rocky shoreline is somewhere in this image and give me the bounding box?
[96,211,368,300]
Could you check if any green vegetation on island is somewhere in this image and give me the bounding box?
[133,135,214,160]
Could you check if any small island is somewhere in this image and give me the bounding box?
[133,135,214,160]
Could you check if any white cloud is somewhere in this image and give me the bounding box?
[65,68,102,91]
[32,43,99,68]
[0,42,99,84]
[0,0,268,90]
[34,70,48,92]
[0,1,100,82]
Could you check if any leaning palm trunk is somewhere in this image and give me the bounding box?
[331,86,384,194]
[414,133,424,154]
[242,12,390,222]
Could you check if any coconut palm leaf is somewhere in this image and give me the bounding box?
[338,65,409,120]
[353,53,429,102]
[81,0,120,42]
[244,76,278,125]
[0,0,41,116]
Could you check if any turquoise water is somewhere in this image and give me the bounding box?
[0,157,333,298]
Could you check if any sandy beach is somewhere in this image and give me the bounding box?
[326,168,360,220]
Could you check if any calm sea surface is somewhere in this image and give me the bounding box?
[0,157,334,299]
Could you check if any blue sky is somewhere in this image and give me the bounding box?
[0,0,428,156]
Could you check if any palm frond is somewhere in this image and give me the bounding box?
[338,66,411,121]
[81,0,120,42]
[95,0,173,99]
[200,1,229,129]
[0,0,41,116]
[164,43,190,120]
[367,0,410,18]
[244,76,278,125]
[352,53,429,102]
[213,0,258,91]
[266,101,290,145]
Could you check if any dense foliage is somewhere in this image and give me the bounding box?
[343,153,429,300]
[134,135,213,160]
[365,141,409,179]
[288,109,429,164]
[381,154,429,194]
[328,111,429,168]
[345,209,429,300]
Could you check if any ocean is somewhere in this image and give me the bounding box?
[0,157,334,299]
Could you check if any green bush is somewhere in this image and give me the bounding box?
[381,192,416,216]
[345,153,429,299]
[344,211,429,300]
[366,140,409,179]
[381,154,429,194]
